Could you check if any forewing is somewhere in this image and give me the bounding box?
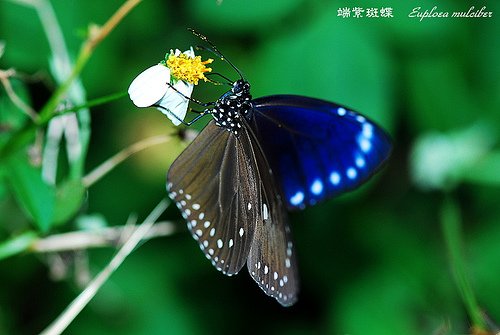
[251,95,392,210]
[167,121,259,275]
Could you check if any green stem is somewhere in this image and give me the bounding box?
[0,90,127,161]
[441,195,486,330]
[61,91,128,115]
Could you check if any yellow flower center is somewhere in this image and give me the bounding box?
[166,53,213,85]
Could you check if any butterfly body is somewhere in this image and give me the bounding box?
[211,79,253,134]
[167,74,391,307]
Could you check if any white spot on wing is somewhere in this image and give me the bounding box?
[363,123,373,138]
[359,137,372,153]
[311,179,323,195]
[239,227,244,237]
[347,167,357,179]
[329,171,341,185]
[356,156,366,168]
[290,191,304,206]
[263,203,269,220]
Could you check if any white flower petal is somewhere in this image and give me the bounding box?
[183,47,195,58]
[128,64,170,107]
[156,80,194,126]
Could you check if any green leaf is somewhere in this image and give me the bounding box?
[0,231,38,260]
[53,179,86,225]
[5,155,56,232]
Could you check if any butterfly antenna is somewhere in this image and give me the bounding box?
[188,28,244,80]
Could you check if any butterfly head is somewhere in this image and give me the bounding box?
[231,79,251,97]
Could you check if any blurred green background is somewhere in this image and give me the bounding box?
[0,0,499,334]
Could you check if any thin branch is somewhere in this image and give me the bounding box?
[82,134,174,188]
[31,221,176,253]
[39,198,170,335]
[0,68,37,120]
[84,0,142,54]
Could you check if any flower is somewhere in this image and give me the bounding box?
[164,48,213,85]
[128,48,213,126]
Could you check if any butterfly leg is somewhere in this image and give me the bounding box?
[184,109,211,126]
[165,83,216,107]
[154,105,212,126]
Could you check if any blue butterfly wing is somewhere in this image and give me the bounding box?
[249,95,392,210]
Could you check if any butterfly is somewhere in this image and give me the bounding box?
[165,32,392,306]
